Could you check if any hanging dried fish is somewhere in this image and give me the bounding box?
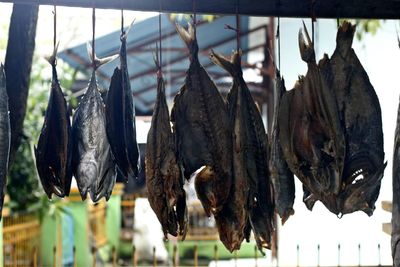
[35,46,72,198]
[269,71,295,224]
[71,44,118,202]
[146,55,188,240]
[171,22,232,216]
[393,96,400,266]
[278,23,346,215]
[321,21,386,215]
[0,64,10,218]
[106,23,140,180]
[209,50,248,252]
[211,50,274,251]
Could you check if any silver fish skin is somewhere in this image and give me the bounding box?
[0,64,10,219]
[72,69,116,202]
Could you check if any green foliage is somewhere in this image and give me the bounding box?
[7,55,77,213]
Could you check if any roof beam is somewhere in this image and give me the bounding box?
[1,0,400,19]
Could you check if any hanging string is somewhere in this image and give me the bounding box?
[121,0,124,35]
[92,1,96,68]
[158,0,162,71]
[53,2,57,52]
[235,2,240,52]
[192,0,196,36]
[277,17,281,71]
[311,0,316,45]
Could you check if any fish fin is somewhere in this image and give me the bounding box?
[298,22,315,63]
[86,42,119,70]
[210,49,242,77]
[175,22,199,56]
[121,18,135,41]
[45,41,60,66]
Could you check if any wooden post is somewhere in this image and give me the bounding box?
[254,245,258,267]
[53,246,57,267]
[92,247,96,267]
[172,244,177,267]
[194,244,198,267]
[112,246,117,267]
[73,246,77,267]
[132,245,136,267]
[214,244,218,267]
[33,246,37,267]
[153,246,157,267]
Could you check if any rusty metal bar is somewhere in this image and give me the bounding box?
[1,0,400,19]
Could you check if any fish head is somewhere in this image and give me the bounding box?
[339,160,386,216]
[194,166,219,217]
[77,161,98,200]
[214,211,245,252]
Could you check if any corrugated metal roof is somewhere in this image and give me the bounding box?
[58,15,264,115]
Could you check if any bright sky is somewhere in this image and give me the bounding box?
[0,3,399,266]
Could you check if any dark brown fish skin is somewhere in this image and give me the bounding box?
[298,26,346,198]
[269,72,295,224]
[279,25,346,215]
[146,70,188,239]
[0,64,10,218]
[393,96,400,266]
[321,22,385,216]
[106,31,140,180]
[72,69,116,202]
[35,55,72,198]
[211,50,274,251]
[210,51,248,252]
[171,23,232,216]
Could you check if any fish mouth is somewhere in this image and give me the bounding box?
[339,154,386,216]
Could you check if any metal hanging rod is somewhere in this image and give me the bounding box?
[1,0,400,19]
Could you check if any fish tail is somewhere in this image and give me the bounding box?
[0,63,5,88]
[175,22,199,56]
[298,21,316,63]
[121,18,135,41]
[210,50,242,77]
[45,41,60,67]
[336,21,356,57]
[86,42,119,70]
